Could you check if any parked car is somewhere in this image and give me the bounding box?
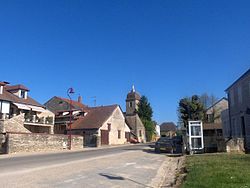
[155,136,184,154]
[155,137,174,153]
[130,137,139,144]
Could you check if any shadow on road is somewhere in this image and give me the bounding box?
[99,173,125,180]
[99,173,154,188]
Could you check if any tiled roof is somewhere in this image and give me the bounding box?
[126,91,141,101]
[57,97,87,110]
[203,123,222,130]
[160,122,177,132]
[71,105,118,129]
[225,68,250,92]
[6,84,30,91]
[0,86,43,107]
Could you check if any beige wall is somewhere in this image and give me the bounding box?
[206,99,228,123]
[99,107,130,145]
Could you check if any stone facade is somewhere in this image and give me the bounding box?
[125,87,146,143]
[225,69,250,152]
[226,138,245,153]
[1,114,31,133]
[99,107,130,145]
[70,106,130,147]
[5,132,83,154]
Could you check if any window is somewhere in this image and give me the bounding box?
[118,130,121,139]
[230,90,235,106]
[108,124,111,131]
[139,130,142,137]
[207,114,214,123]
[238,86,242,103]
[20,90,26,98]
[232,118,236,137]
[129,102,133,108]
[249,82,250,97]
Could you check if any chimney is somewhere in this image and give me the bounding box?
[78,95,82,104]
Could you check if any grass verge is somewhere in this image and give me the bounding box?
[182,153,250,188]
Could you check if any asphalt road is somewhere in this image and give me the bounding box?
[0,144,176,188]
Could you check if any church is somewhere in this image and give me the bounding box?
[125,86,146,143]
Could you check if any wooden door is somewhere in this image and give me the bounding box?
[101,130,109,145]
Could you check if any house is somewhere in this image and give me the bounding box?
[69,105,131,147]
[223,68,250,152]
[44,96,89,134]
[203,98,228,152]
[160,122,176,137]
[205,98,228,124]
[0,82,54,134]
[124,86,146,143]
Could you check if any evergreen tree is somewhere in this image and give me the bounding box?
[178,95,205,127]
[137,96,153,121]
[137,95,155,141]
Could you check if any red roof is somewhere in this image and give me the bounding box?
[6,84,30,91]
[56,97,88,111]
[71,105,118,130]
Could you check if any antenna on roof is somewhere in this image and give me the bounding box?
[91,96,96,107]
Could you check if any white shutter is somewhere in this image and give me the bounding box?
[2,101,10,113]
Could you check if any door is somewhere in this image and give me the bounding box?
[101,130,109,145]
[125,132,130,142]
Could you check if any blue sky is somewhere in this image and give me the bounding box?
[0,0,249,124]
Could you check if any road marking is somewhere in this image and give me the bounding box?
[0,151,137,177]
[125,162,136,166]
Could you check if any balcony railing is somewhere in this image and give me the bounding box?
[24,115,54,125]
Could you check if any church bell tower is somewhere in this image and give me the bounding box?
[126,85,141,115]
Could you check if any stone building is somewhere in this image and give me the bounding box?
[160,122,177,137]
[203,98,228,152]
[70,105,131,147]
[223,68,250,152]
[125,86,146,143]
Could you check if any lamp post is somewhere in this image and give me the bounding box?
[67,87,75,150]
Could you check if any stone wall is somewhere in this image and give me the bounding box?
[1,114,31,133]
[6,132,83,154]
[226,138,245,153]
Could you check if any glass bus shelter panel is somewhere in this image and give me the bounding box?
[191,126,201,136]
[191,138,202,149]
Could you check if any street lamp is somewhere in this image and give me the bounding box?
[67,87,75,150]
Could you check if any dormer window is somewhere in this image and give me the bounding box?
[19,90,27,99]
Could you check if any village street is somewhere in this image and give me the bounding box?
[0,144,180,188]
